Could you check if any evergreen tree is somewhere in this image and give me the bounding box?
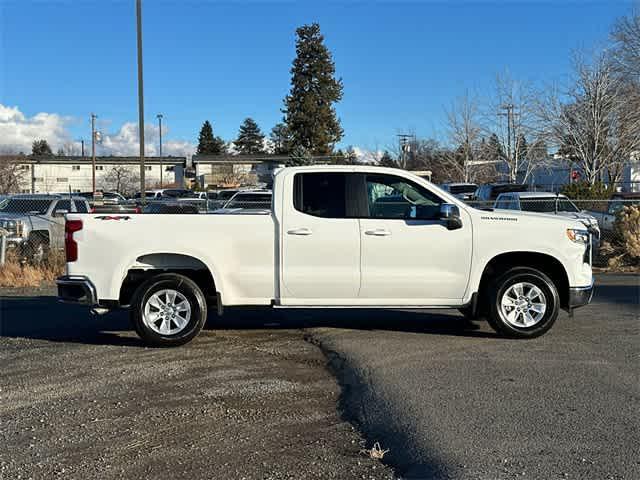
[516,133,528,159]
[31,139,53,156]
[379,151,397,168]
[270,123,291,155]
[196,120,226,155]
[235,118,265,154]
[56,148,65,156]
[283,23,344,155]
[484,133,504,161]
[286,145,313,166]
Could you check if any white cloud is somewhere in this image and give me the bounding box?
[0,104,71,154]
[352,146,383,164]
[0,104,195,159]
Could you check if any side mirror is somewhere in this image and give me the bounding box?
[440,203,463,230]
[53,209,69,218]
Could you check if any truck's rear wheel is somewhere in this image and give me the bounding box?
[486,267,559,338]
[130,273,207,347]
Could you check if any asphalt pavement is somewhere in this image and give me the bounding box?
[0,290,393,480]
[308,274,640,479]
[0,274,637,480]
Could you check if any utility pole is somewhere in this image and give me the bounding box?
[157,113,163,188]
[136,0,146,203]
[80,139,85,157]
[498,103,516,182]
[91,114,97,196]
[397,134,414,170]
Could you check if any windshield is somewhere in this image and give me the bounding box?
[520,197,579,213]
[449,185,477,195]
[0,198,52,214]
[134,192,155,199]
[218,190,237,200]
[226,193,271,209]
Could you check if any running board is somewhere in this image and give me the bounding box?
[272,304,461,309]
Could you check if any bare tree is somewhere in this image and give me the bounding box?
[0,157,27,194]
[442,92,484,182]
[485,72,548,183]
[536,52,640,184]
[101,165,140,195]
[611,9,640,81]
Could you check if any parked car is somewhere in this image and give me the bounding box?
[77,191,140,214]
[0,194,90,262]
[58,165,594,347]
[587,192,640,232]
[476,183,528,202]
[440,183,478,201]
[143,202,200,214]
[494,191,600,251]
[212,190,272,213]
[134,190,164,201]
[77,191,127,205]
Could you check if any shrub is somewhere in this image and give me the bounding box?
[0,250,65,288]
[560,181,613,200]
[600,205,640,269]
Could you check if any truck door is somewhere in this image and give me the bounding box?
[280,172,361,303]
[358,173,472,304]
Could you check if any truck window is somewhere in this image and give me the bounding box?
[365,174,442,220]
[56,200,73,212]
[74,201,89,213]
[293,173,347,218]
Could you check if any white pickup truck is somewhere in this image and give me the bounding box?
[57,166,594,346]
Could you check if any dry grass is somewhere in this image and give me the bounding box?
[0,250,65,288]
[361,442,390,460]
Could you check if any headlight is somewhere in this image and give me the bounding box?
[567,228,590,244]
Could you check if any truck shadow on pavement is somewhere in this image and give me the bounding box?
[0,294,494,346]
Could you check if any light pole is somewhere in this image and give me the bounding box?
[157,113,163,188]
[136,0,146,202]
[91,114,97,196]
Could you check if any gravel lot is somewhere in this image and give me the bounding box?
[309,274,640,479]
[0,290,393,480]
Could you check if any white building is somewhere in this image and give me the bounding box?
[1,156,186,194]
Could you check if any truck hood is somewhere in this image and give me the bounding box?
[477,207,586,228]
[0,212,31,221]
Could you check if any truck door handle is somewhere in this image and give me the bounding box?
[287,227,312,236]
[365,228,391,236]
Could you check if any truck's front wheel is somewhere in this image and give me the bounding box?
[130,273,207,347]
[487,267,559,338]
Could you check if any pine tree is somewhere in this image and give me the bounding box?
[32,139,53,156]
[485,133,504,161]
[56,148,65,156]
[270,123,291,155]
[283,23,344,155]
[196,120,226,155]
[515,133,528,159]
[287,146,313,166]
[379,151,397,168]
[235,118,265,154]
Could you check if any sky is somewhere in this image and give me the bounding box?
[0,0,634,159]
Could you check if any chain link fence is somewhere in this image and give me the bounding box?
[0,192,636,287]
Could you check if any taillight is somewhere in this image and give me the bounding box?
[134,206,141,214]
[65,220,83,262]
[90,207,96,213]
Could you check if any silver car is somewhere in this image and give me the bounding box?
[0,194,90,262]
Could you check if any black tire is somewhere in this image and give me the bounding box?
[130,273,207,347]
[486,267,559,339]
